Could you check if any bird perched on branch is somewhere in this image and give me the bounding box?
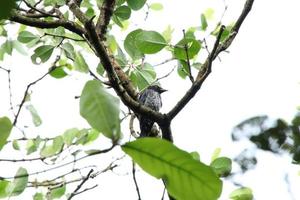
[138,85,167,137]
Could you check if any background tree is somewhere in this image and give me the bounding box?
[0,0,254,199]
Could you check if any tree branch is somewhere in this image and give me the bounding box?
[96,0,116,40]
[67,169,94,200]
[167,0,254,120]
[10,12,86,37]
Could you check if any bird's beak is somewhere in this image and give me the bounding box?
[160,88,167,93]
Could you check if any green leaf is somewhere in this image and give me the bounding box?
[26,104,42,127]
[40,136,64,157]
[49,67,68,79]
[174,38,201,60]
[190,151,200,161]
[85,129,100,144]
[130,63,156,90]
[0,116,12,150]
[33,192,44,200]
[177,60,189,79]
[204,8,215,20]
[107,35,118,53]
[2,40,13,55]
[135,30,167,54]
[210,157,232,177]
[12,140,20,150]
[63,128,79,146]
[0,0,17,20]
[114,5,131,20]
[17,31,39,43]
[31,45,55,64]
[26,137,41,155]
[230,187,253,200]
[150,3,163,11]
[7,167,28,196]
[80,80,121,141]
[211,147,221,162]
[124,29,144,60]
[49,184,66,199]
[112,15,124,28]
[62,43,75,60]
[13,40,27,55]
[122,138,222,200]
[162,25,174,44]
[201,14,208,31]
[44,0,65,6]
[73,52,89,73]
[0,180,10,198]
[96,63,105,76]
[0,25,7,37]
[126,0,146,10]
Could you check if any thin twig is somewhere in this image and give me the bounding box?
[153,58,175,67]
[44,32,85,42]
[0,145,115,180]
[132,161,141,200]
[0,66,15,116]
[161,187,166,200]
[67,169,94,200]
[182,29,194,83]
[13,67,56,126]
[154,66,176,83]
[23,0,59,18]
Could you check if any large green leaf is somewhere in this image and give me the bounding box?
[0,116,12,150]
[7,167,28,196]
[126,0,146,10]
[122,138,222,200]
[80,80,121,140]
[17,31,39,43]
[114,5,131,20]
[174,38,201,60]
[31,45,55,64]
[135,30,166,54]
[124,29,144,60]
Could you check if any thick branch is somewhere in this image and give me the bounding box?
[67,0,138,99]
[167,0,254,120]
[10,12,86,37]
[96,0,116,40]
[84,20,166,124]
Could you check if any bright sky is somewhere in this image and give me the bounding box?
[1,0,300,199]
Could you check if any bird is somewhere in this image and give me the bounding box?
[138,85,167,137]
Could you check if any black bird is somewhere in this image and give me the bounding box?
[138,85,167,137]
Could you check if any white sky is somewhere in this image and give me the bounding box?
[1,0,300,199]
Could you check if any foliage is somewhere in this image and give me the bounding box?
[0,0,254,199]
[122,138,222,200]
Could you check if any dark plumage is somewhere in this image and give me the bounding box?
[138,85,167,137]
